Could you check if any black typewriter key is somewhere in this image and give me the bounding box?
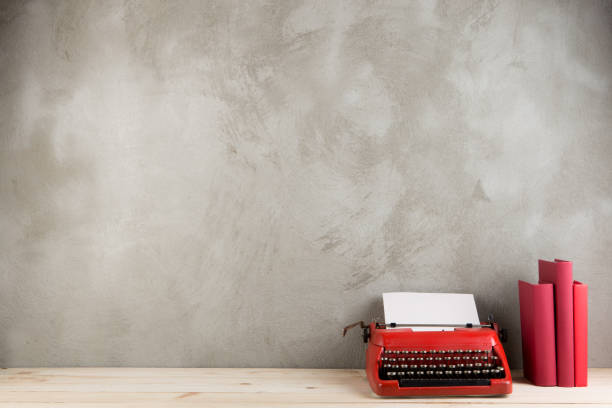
[410,350,418,354]
[466,363,473,368]
[463,356,471,360]
[400,364,408,369]
[416,371,424,376]
[472,356,479,360]
[419,350,427,354]
[428,364,436,369]
[426,370,434,376]
[398,357,405,362]
[448,364,456,369]
[481,356,488,360]
[475,363,482,367]
[435,357,442,361]
[439,364,446,368]
[447,350,454,354]
[444,356,452,361]
[397,371,405,376]
[419,364,428,369]
[401,350,409,354]
[407,357,414,361]
[445,370,453,375]
[473,369,481,375]
[389,358,396,362]
[435,370,443,376]
[388,372,396,377]
[485,363,493,368]
[465,349,472,353]
[457,364,465,368]
[416,357,424,361]
[425,357,433,361]
[482,369,490,375]
[453,356,461,361]
[464,370,472,375]
[454,370,462,375]
[456,349,463,353]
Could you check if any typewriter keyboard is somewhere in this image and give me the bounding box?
[379,348,506,387]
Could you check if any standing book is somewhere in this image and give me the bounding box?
[518,280,557,386]
[539,259,574,387]
[573,281,588,386]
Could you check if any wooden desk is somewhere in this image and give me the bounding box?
[0,368,609,407]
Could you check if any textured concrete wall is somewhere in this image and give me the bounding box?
[1,0,611,368]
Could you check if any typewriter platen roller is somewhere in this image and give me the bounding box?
[343,318,512,396]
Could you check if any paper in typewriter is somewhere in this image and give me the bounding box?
[383,292,480,331]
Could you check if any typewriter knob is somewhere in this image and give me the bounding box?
[499,328,508,343]
[362,326,370,343]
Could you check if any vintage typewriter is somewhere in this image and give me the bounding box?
[343,316,512,396]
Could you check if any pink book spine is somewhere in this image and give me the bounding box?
[573,281,588,387]
[518,280,557,386]
[538,259,574,387]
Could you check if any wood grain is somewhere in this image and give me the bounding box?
[0,368,609,407]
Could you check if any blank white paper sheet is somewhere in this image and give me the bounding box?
[383,292,480,331]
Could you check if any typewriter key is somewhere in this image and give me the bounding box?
[466,363,473,368]
[492,356,499,360]
[482,369,490,375]
[426,370,434,376]
[416,371,425,376]
[473,369,481,375]
[406,371,414,376]
[475,349,482,353]
[400,364,408,369]
[397,371,405,376]
[435,357,442,361]
[448,364,456,369]
[447,350,454,354]
[407,357,415,361]
[463,356,471,360]
[420,350,427,354]
[466,349,473,353]
[485,363,493,368]
[416,357,424,361]
[475,363,482,367]
[398,357,405,362]
[425,357,433,361]
[428,364,436,369]
[402,350,409,354]
[457,364,465,368]
[481,356,488,360]
[439,364,446,368]
[419,364,428,369]
[456,349,463,353]
[454,370,462,375]
[435,370,443,376]
[388,372,397,376]
[444,356,452,361]
[389,358,396,362]
[472,356,479,360]
[445,370,453,375]
[453,356,461,361]
[464,370,472,375]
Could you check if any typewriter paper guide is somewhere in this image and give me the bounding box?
[383,292,480,331]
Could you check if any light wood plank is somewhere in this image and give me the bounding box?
[0,368,609,407]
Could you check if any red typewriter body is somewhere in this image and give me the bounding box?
[346,320,512,397]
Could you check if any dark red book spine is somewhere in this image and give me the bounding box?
[538,259,574,387]
[518,280,557,386]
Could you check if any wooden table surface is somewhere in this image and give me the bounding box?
[0,368,609,407]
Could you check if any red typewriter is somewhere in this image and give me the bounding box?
[343,317,512,396]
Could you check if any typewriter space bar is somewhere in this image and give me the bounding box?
[398,379,491,387]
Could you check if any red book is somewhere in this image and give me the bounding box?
[518,281,557,386]
[573,281,588,386]
[539,259,574,387]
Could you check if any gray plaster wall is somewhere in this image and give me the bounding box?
[1,0,611,368]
